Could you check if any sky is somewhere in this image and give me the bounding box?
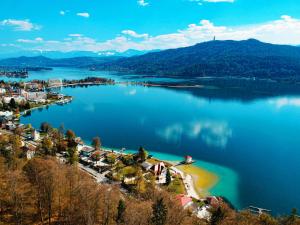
[1,0,300,54]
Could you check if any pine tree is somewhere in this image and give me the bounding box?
[165,168,171,186]
[138,146,148,162]
[116,199,126,224]
[151,198,167,225]
[9,98,17,109]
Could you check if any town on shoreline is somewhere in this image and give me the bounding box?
[1,76,300,224]
[0,77,227,221]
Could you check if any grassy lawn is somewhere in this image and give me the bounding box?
[167,176,186,194]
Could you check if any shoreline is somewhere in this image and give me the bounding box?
[100,146,219,199]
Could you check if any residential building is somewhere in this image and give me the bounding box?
[0,88,6,95]
[48,79,63,87]
[176,194,193,209]
[31,129,40,141]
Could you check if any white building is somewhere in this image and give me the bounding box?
[48,79,63,87]
[31,129,40,141]
[0,111,13,117]
[22,91,47,102]
[0,88,6,95]
[3,96,26,104]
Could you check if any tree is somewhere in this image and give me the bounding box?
[25,101,31,110]
[92,137,101,150]
[151,198,167,225]
[58,123,65,136]
[116,199,126,224]
[165,168,171,186]
[14,127,24,136]
[42,137,54,155]
[138,146,148,162]
[210,206,225,225]
[9,98,17,109]
[67,146,78,165]
[66,129,76,142]
[40,122,52,133]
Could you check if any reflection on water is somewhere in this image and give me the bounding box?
[18,68,300,214]
[156,120,232,148]
[269,97,300,109]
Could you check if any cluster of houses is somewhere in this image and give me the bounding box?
[0,81,48,104]
[70,144,220,220]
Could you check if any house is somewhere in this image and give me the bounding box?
[23,144,36,160]
[91,150,106,161]
[31,129,40,141]
[23,91,47,102]
[5,121,16,131]
[152,162,165,176]
[0,88,6,95]
[185,155,193,164]
[142,161,166,176]
[0,111,13,118]
[24,82,41,90]
[176,194,193,209]
[141,161,153,171]
[3,96,26,104]
[78,145,95,157]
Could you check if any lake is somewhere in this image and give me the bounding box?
[15,67,300,215]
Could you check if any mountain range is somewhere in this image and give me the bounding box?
[0,56,121,68]
[0,49,153,59]
[2,39,300,79]
[94,39,300,79]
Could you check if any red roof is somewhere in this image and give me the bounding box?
[176,194,192,207]
[185,155,192,159]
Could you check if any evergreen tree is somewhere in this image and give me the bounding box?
[151,198,167,225]
[67,146,78,165]
[116,199,126,224]
[165,168,171,186]
[9,98,17,109]
[210,206,225,225]
[138,146,148,162]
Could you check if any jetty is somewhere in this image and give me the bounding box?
[248,206,271,215]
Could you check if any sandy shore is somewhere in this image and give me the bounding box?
[176,164,219,198]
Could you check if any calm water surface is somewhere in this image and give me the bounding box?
[16,68,300,214]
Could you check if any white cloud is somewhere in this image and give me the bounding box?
[60,10,70,16]
[76,12,90,18]
[138,0,149,6]
[69,34,83,37]
[17,37,44,43]
[122,30,149,39]
[156,120,232,148]
[15,15,300,52]
[0,19,41,31]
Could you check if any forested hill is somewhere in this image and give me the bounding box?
[93,39,300,79]
[0,55,122,68]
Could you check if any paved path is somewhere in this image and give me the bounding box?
[171,166,199,199]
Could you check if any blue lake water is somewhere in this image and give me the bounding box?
[15,67,300,215]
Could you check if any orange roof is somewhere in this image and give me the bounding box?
[176,194,192,207]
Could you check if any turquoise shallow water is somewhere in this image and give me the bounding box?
[16,67,300,215]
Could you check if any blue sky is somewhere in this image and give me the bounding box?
[1,0,300,53]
